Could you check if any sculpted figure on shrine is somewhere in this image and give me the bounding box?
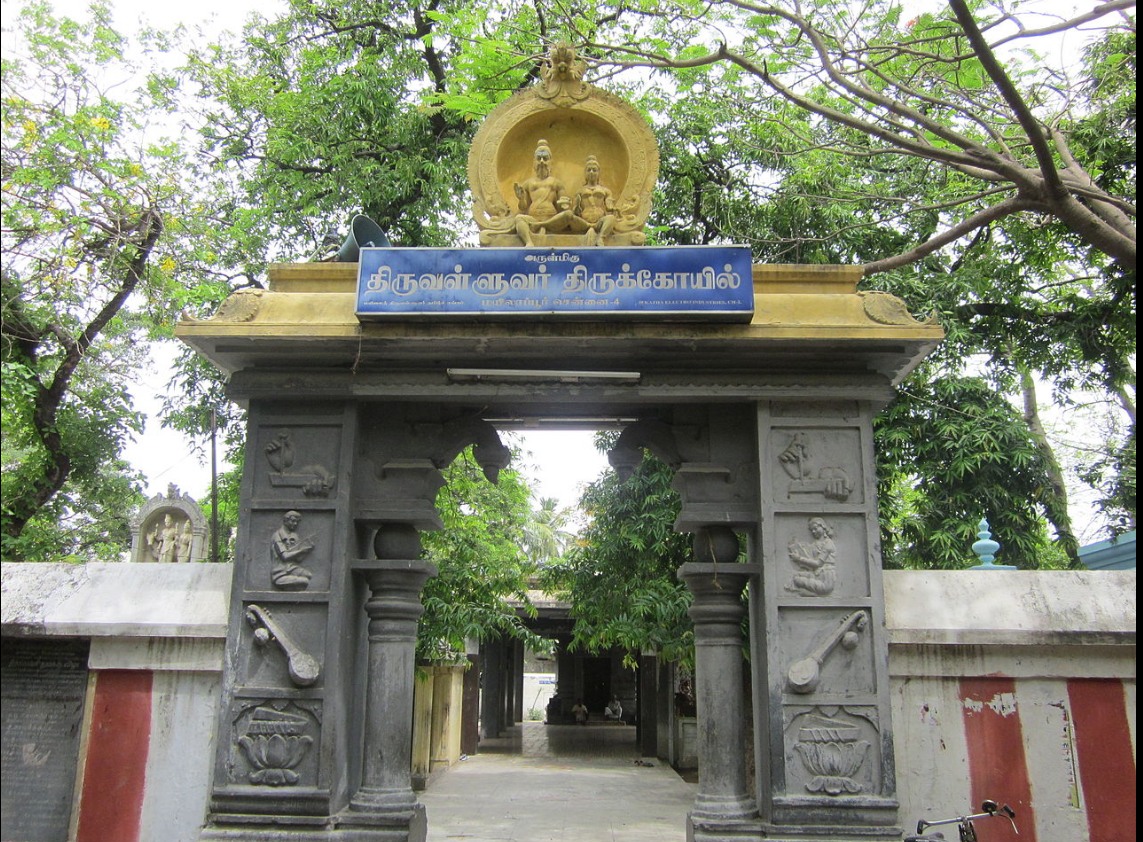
[469,43,658,248]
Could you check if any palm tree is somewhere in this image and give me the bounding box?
[523,497,576,568]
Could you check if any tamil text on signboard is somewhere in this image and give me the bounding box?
[355,247,754,321]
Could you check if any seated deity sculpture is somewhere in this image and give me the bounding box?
[573,155,617,245]
[786,517,838,596]
[271,510,315,590]
[513,144,622,247]
[513,139,578,246]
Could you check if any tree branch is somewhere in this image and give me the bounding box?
[947,0,1066,199]
[989,0,1137,49]
[861,196,1035,275]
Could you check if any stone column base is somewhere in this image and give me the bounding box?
[200,805,425,842]
[339,804,426,842]
[757,824,903,842]
[687,814,766,842]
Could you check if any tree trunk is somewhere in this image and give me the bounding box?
[1019,368,1081,567]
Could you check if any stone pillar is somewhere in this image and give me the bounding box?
[430,665,463,772]
[480,640,503,739]
[755,402,900,839]
[345,527,436,839]
[511,640,525,725]
[678,526,763,841]
[461,651,480,756]
[639,651,659,757]
[500,639,515,729]
[554,637,576,720]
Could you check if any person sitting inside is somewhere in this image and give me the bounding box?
[571,698,589,725]
[604,696,623,723]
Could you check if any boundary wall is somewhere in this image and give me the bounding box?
[2,563,1134,842]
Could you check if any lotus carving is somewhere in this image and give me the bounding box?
[794,717,869,795]
[238,705,313,786]
[239,732,313,785]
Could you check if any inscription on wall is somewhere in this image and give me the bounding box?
[1,639,90,842]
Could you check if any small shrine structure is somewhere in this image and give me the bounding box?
[130,484,209,564]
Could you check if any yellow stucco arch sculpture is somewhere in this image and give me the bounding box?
[468,44,659,248]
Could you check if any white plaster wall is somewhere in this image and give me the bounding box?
[522,672,557,718]
[1014,677,1091,842]
[3,563,233,842]
[139,669,221,842]
[883,570,1136,646]
[890,674,972,831]
[1,562,231,638]
[86,612,228,842]
[886,569,1136,842]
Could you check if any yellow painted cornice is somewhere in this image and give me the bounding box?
[176,261,942,387]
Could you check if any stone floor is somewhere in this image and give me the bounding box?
[418,722,697,841]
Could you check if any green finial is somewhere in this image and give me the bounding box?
[969,517,1015,570]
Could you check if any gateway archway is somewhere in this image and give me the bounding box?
[176,44,941,842]
[179,260,939,842]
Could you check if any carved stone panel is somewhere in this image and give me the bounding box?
[252,426,341,501]
[770,427,864,504]
[226,698,322,789]
[774,514,870,599]
[778,608,876,697]
[245,510,335,593]
[783,705,883,797]
[237,603,327,691]
[355,408,515,531]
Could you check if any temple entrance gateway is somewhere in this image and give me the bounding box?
[177,45,941,842]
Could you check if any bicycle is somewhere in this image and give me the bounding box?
[905,799,1018,841]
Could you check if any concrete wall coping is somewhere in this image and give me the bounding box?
[1,562,232,639]
[2,564,1135,649]
[884,569,1136,646]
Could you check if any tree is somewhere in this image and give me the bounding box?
[542,438,694,666]
[559,0,1137,550]
[875,372,1072,568]
[159,0,551,474]
[522,496,576,568]
[418,447,549,662]
[574,0,1135,272]
[165,0,1133,561]
[179,0,540,258]
[1,2,190,560]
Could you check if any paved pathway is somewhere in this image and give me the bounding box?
[419,722,697,841]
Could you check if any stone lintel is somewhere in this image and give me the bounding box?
[178,291,937,337]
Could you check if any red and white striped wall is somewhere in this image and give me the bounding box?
[892,670,1136,842]
[73,640,221,842]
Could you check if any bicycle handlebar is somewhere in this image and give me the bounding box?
[916,800,1018,836]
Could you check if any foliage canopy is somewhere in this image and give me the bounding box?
[2,0,1134,575]
[2,2,181,559]
[543,440,694,666]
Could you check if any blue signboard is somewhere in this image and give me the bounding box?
[355,246,754,321]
